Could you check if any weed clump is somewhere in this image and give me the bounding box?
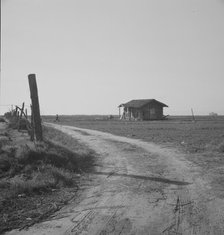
[0,141,92,197]
[5,166,75,197]
[0,126,95,233]
[0,136,95,202]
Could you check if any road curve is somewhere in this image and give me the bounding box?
[6,123,224,235]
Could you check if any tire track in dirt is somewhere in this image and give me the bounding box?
[6,123,224,235]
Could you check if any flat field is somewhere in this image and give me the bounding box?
[43,115,224,154]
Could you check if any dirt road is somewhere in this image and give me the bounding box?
[7,124,224,235]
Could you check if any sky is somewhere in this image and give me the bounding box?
[1,0,224,115]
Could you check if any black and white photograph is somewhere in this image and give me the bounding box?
[1,0,224,234]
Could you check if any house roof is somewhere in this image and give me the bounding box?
[119,99,168,108]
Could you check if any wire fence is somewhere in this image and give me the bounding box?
[0,104,31,116]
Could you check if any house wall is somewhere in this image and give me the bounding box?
[123,107,142,120]
[130,108,142,119]
[123,102,164,120]
[142,102,164,120]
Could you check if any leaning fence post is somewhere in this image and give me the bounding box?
[28,74,43,141]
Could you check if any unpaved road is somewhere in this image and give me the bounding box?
[7,124,224,235]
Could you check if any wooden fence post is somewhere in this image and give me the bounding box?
[28,74,43,141]
[30,105,34,141]
[18,102,25,131]
[25,109,28,119]
[15,107,18,117]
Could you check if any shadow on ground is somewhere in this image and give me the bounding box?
[92,172,191,186]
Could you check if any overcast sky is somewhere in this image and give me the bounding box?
[1,0,224,115]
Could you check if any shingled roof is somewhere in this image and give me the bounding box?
[119,99,168,108]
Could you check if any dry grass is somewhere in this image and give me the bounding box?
[3,166,76,198]
[0,136,94,198]
[43,125,93,156]
[0,125,96,233]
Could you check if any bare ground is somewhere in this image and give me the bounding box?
[6,123,224,235]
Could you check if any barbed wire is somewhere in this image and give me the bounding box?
[0,104,31,108]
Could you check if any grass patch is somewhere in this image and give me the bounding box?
[0,125,96,233]
[42,125,93,155]
[0,135,95,197]
[4,166,75,198]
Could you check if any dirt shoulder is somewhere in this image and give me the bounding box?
[6,123,224,235]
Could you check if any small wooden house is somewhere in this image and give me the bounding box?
[119,99,168,120]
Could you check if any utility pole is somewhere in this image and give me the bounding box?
[28,74,43,141]
[191,108,196,122]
